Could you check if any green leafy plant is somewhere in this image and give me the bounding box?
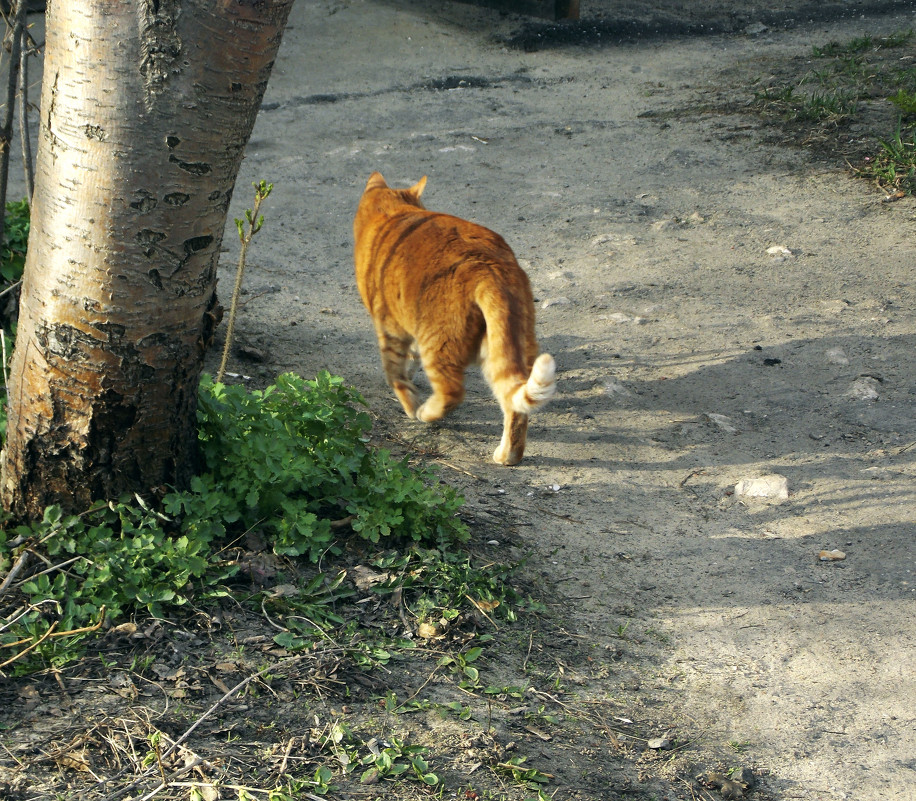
[265,570,352,650]
[1,198,29,286]
[190,371,467,560]
[441,700,473,720]
[438,645,484,689]
[359,738,439,786]
[727,739,751,753]
[3,499,229,670]
[525,704,560,726]
[495,755,551,791]
[2,371,469,672]
[370,546,517,628]
[266,767,334,798]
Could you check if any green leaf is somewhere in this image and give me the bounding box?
[464,646,483,662]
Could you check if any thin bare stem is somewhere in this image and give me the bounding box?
[17,23,32,198]
[216,180,272,382]
[0,0,26,246]
[0,542,26,595]
[1,325,9,391]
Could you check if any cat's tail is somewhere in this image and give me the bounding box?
[510,353,556,414]
[475,279,556,415]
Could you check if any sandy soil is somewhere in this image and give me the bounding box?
[213,2,916,799]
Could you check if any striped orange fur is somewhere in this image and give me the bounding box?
[353,172,555,465]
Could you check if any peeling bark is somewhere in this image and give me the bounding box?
[0,0,295,519]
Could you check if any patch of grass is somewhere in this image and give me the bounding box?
[1,365,551,800]
[812,29,913,58]
[746,28,916,193]
[758,29,916,113]
[755,82,859,122]
[889,88,916,115]
[853,119,916,193]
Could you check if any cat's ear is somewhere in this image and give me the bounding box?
[366,172,387,190]
[409,176,428,200]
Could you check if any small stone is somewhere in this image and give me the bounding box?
[825,346,850,366]
[818,549,846,562]
[734,474,789,502]
[766,245,793,261]
[745,21,768,35]
[592,233,636,246]
[702,771,748,799]
[706,413,738,433]
[846,376,880,400]
[604,379,633,397]
[601,312,633,323]
[647,736,672,750]
[736,767,757,788]
[542,296,571,309]
[547,270,575,281]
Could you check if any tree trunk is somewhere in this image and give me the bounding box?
[0,0,294,519]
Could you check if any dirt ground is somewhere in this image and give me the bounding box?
[3,1,916,800]
[219,2,916,799]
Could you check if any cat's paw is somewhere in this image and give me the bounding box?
[393,380,420,418]
[493,443,523,466]
[415,399,445,422]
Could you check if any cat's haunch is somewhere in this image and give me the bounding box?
[353,172,555,465]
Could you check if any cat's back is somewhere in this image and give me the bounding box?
[354,173,528,316]
[355,172,512,260]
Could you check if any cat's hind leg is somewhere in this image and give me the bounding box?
[481,341,550,465]
[493,410,529,465]
[415,358,465,422]
[378,332,421,418]
[405,342,421,380]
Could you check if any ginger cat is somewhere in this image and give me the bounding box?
[353,172,555,465]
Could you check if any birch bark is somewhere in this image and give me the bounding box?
[1,0,294,518]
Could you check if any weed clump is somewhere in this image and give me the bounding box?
[749,27,916,193]
[0,371,469,672]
